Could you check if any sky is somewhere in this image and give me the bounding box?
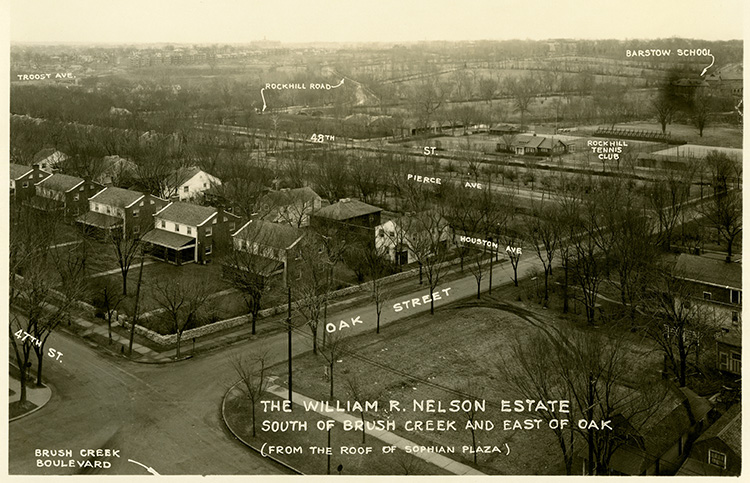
[9,0,745,44]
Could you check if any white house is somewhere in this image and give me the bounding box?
[165,166,222,201]
[375,212,452,265]
[32,148,68,172]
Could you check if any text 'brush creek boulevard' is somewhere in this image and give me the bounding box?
[7,14,743,478]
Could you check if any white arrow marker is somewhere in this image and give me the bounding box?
[128,459,161,476]
[330,78,344,89]
[701,54,715,76]
[260,88,267,112]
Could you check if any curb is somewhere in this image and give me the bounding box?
[9,364,53,422]
[221,381,304,475]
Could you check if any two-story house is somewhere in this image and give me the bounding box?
[142,201,240,265]
[10,163,51,201]
[76,187,168,236]
[230,220,305,285]
[26,173,104,217]
[258,187,322,228]
[311,198,382,248]
[164,166,221,201]
[673,254,742,329]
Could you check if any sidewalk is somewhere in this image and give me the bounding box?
[9,374,52,421]
[261,380,485,476]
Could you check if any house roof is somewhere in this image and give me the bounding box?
[233,220,304,250]
[89,187,145,208]
[262,187,321,207]
[142,229,196,250]
[102,155,137,173]
[75,211,123,228]
[155,202,217,226]
[314,198,381,221]
[513,134,546,149]
[32,148,66,164]
[674,254,742,290]
[167,166,218,188]
[10,163,33,180]
[696,404,741,455]
[36,173,84,192]
[24,196,65,211]
[389,211,450,235]
[717,329,741,348]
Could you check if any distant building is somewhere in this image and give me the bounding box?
[96,155,138,186]
[25,173,103,217]
[376,211,452,265]
[673,254,742,329]
[677,404,741,476]
[496,134,568,155]
[231,220,305,285]
[142,201,239,265]
[259,187,323,228]
[164,167,221,201]
[31,148,68,172]
[311,198,382,247]
[10,163,51,201]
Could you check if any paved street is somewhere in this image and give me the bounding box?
[8,253,546,475]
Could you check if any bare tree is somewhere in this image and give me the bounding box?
[231,352,270,437]
[152,278,213,359]
[406,211,451,314]
[691,90,712,137]
[528,201,559,305]
[460,382,485,465]
[292,236,329,354]
[651,92,677,134]
[639,266,723,387]
[319,331,346,400]
[93,282,124,342]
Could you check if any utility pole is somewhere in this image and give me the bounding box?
[587,372,595,476]
[287,287,292,405]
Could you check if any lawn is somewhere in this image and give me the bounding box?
[224,391,450,475]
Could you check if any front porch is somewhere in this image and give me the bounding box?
[141,229,196,266]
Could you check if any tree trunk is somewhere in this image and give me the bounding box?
[175,333,182,359]
[311,327,318,355]
[107,314,112,341]
[252,402,257,437]
[562,262,569,314]
[121,269,128,296]
[376,311,380,334]
[360,412,366,443]
[129,255,145,356]
[251,310,257,335]
[35,348,44,386]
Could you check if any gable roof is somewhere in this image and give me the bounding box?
[674,254,742,290]
[314,198,381,221]
[36,173,84,192]
[167,166,218,188]
[89,186,145,208]
[10,163,33,180]
[32,148,66,164]
[696,404,741,455]
[233,220,304,250]
[154,202,217,226]
[262,187,322,207]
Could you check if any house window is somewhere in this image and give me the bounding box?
[719,352,729,370]
[140,201,144,207]
[183,186,189,193]
[708,450,727,469]
[175,224,180,232]
[229,222,235,231]
[205,227,212,237]
[133,225,140,234]
[732,311,739,325]
[95,203,99,211]
[187,227,192,235]
[730,352,741,373]
[731,290,740,304]
[106,206,111,214]
[132,210,139,217]
[79,186,84,191]
[161,220,166,228]
[205,245,212,255]
[73,194,80,201]
[22,182,29,188]
[203,183,207,188]
[703,292,712,301]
